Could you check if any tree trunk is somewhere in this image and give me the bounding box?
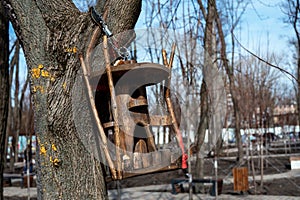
[194,0,217,183]
[293,0,300,132]
[5,0,141,199]
[5,40,20,172]
[196,4,226,197]
[0,1,9,199]
[213,0,243,163]
[13,42,20,163]
[5,40,18,172]
[194,80,209,193]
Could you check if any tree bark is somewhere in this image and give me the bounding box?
[194,0,214,192]
[4,0,141,199]
[292,0,300,132]
[194,80,209,193]
[3,39,21,172]
[213,0,243,163]
[0,1,9,199]
[13,42,20,163]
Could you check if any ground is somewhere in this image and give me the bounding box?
[107,141,300,197]
[4,140,300,199]
[107,156,300,196]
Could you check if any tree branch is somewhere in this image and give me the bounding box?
[197,0,207,20]
[4,0,49,68]
[232,33,297,82]
[36,0,80,31]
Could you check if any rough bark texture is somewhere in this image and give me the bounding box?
[0,1,9,199]
[4,0,141,199]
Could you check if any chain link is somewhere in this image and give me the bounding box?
[108,36,130,60]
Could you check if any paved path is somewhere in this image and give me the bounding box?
[108,184,300,200]
[4,170,300,199]
[4,185,300,200]
[4,186,300,200]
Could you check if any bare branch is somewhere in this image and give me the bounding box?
[232,33,297,82]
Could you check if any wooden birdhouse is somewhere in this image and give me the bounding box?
[79,35,187,181]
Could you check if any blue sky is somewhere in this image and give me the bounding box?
[238,0,296,85]
[135,0,295,66]
[240,0,294,55]
[11,0,296,86]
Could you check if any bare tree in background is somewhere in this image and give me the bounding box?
[143,0,228,181]
[236,56,278,130]
[5,40,22,170]
[282,0,300,127]
[142,1,204,141]
[194,0,216,183]
[0,1,9,199]
[211,0,244,163]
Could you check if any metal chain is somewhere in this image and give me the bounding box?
[108,36,130,60]
[90,7,130,60]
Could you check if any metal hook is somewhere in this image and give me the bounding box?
[90,7,113,37]
[118,47,130,60]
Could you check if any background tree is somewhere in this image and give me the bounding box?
[236,56,278,131]
[142,0,210,180]
[194,0,217,183]
[4,0,141,199]
[0,1,9,199]
[5,39,22,171]
[282,0,300,126]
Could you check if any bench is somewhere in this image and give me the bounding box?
[171,178,223,196]
[3,173,23,187]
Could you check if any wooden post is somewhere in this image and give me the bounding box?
[144,125,157,152]
[134,140,147,169]
[162,44,186,159]
[79,55,116,179]
[260,134,264,190]
[103,35,122,179]
[250,141,257,193]
[232,167,249,192]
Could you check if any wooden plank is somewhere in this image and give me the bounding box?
[128,97,148,110]
[142,153,152,168]
[171,148,181,163]
[150,115,172,126]
[290,156,300,161]
[116,94,135,153]
[122,155,132,171]
[232,167,248,192]
[161,149,171,166]
[103,121,115,129]
[133,140,147,169]
[152,151,162,166]
[23,175,35,188]
[133,153,143,169]
[119,163,179,181]
[90,62,170,85]
[130,113,172,126]
[135,139,147,153]
[145,125,157,152]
